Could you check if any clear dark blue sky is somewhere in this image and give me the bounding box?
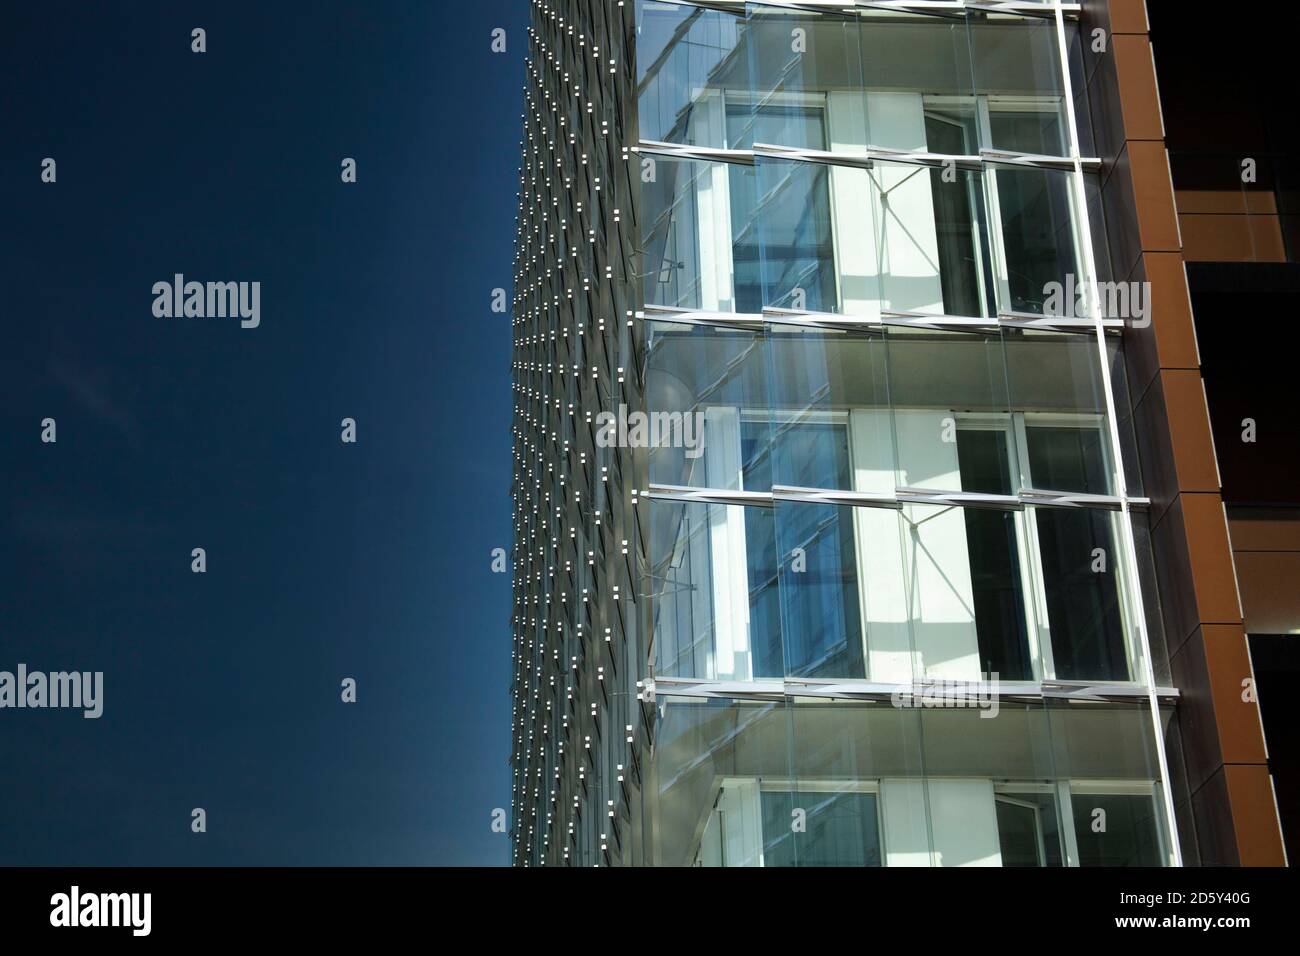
[0,1,525,865]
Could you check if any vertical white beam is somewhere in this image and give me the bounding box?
[705,406,751,680]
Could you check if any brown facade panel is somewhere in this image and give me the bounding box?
[1121,252,1199,400]
[1150,494,1243,652]
[1128,140,1182,251]
[1159,370,1220,493]
[1202,624,1268,765]
[1230,514,1300,552]
[1179,212,1288,262]
[1131,369,1211,521]
[1143,252,1199,369]
[1181,493,1246,626]
[1105,0,1150,36]
[1223,764,1288,866]
[1246,214,1286,260]
[1176,189,1279,216]
[1111,34,1164,141]
[1233,551,1300,635]
[1169,624,1266,789]
[1132,370,1219,522]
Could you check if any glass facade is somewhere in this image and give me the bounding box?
[651,695,1175,867]
[512,0,1190,868]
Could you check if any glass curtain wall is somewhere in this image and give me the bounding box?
[635,0,1182,866]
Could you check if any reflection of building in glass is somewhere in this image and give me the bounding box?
[509,0,1285,867]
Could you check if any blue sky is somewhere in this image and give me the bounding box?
[0,0,526,865]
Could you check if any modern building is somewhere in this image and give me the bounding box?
[509,0,1288,866]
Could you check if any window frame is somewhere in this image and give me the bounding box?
[923,100,996,318]
[692,404,1145,686]
[920,93,1084,318]
[1065,779,1171,867]
[993,790,1052,867]
[955,410,1142,683]
[725,89,840,312]
[694,776,887,867]
[757,777,886,868]
[955,414,1044,680]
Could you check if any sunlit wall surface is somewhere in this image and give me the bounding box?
[511,0,1193,868]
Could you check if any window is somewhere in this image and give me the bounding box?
[692,774,1165,867]
[761,787,883,867]
[678,408,1137,686]
[695,779,884,867]
[956,425,1033,680]
[743,418,865,679]
[1070,790,1165,867]
[983,101,1079,316]
[953,415,1134,683]
[922,95,1083,318]
[728,102,837,312]
[994,788,1064,867]
[1024,424,1130,681]
[925,109,994,318]
[992,165,1080,315]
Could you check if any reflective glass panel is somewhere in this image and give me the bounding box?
[635,1,747,148]
[649,498,779,681]
[650,696,793,867]
[639,155,759,311]
[645,320,768,490]
[774,498,866,679]
[760,788,883,867]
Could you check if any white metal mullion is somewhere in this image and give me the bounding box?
[1014,414,1055,681]
[976,99,1015,314]
[1056,779,1082,866]
[1050,0,1182,866]
[847,411,877,680]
